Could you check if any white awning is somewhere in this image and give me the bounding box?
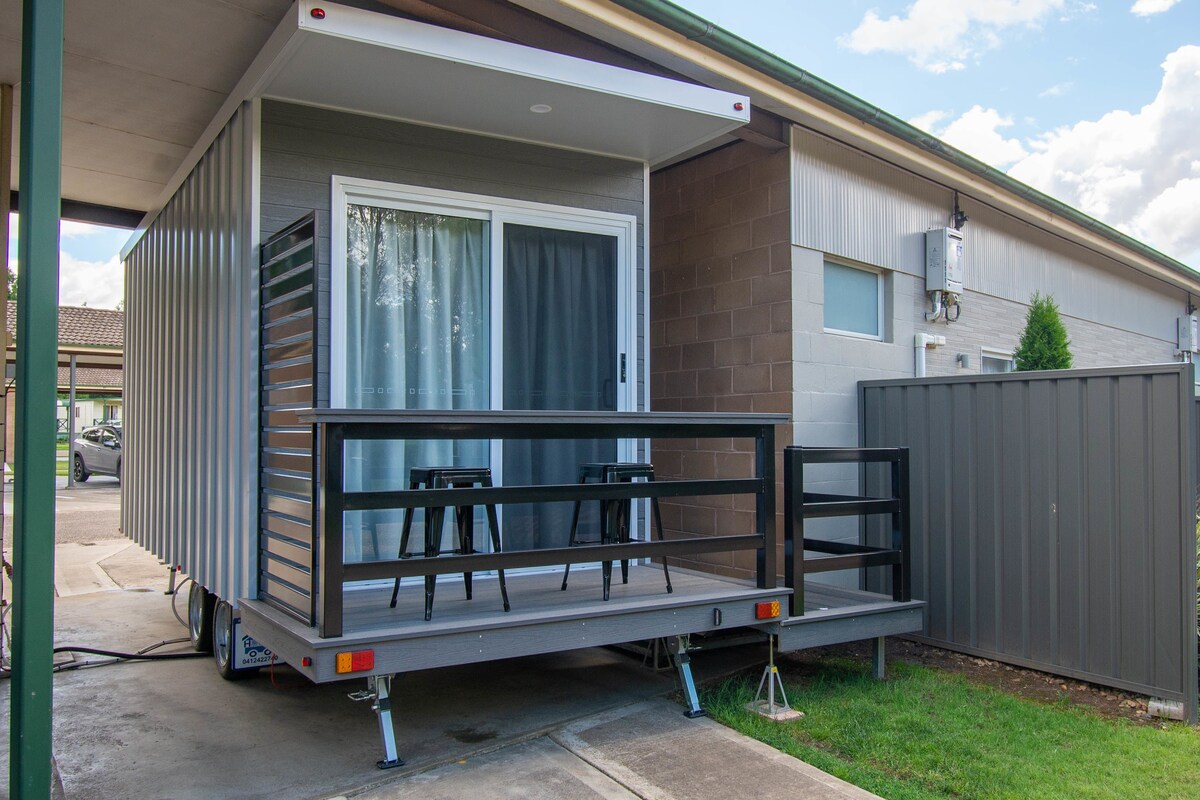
[259,1,748,167]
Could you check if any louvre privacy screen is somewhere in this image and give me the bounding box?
[860,363,1197,720]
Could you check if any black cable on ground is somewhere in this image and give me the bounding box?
[52,645,206,661]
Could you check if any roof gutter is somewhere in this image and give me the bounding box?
[609,0,1197,285]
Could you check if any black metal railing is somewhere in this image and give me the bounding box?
[783,446,910,618]
[300,410,787,638]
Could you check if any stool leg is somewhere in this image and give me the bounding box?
[457,501,474,601]
[561,476,587,591]
[390,481,419,609]
[424,504,445,622]
[618,486,631,586]
[483,488,510,612]
[602,498,616,602]
[651,483,673,594]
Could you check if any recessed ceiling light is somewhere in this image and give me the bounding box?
[530,104,553,114]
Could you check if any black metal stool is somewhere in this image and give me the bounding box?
[562,462,672,601]
[389,467,511,621]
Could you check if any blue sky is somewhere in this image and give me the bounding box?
[7,215,127,308]
[676,0,1200,267]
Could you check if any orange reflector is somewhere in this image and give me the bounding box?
[335,649,375,674]
[755,600,781,620]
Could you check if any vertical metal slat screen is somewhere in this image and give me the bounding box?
[259,213,319,623]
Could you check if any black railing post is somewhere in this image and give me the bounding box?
[318,422,345,638]
[783,446,804,617]
[894,447,911,603]
[755,423,777,590]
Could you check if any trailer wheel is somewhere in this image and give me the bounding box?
[212,599,256,680]
[188,582,215,653]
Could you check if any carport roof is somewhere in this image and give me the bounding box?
[0,0,293,219]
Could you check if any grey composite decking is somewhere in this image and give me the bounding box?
[240,566,789,683]
[240,566,925,683]
[777,583,925,652]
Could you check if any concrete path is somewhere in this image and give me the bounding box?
[352,699,880,800]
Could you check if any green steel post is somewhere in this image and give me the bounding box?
[12,0,63,797]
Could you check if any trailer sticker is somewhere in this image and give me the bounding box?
[232,617,275,669]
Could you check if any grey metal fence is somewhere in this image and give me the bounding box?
[860,363,1197,721]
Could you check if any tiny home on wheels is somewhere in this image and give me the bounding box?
[120,0,925,766]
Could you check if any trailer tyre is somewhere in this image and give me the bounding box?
[213,599,256,680]
[188,582,215,653]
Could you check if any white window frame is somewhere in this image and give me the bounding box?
[980,347,1016,374]
[330,176,639,415]
[822,259,884,341]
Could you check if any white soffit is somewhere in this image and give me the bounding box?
[260,0,749,166]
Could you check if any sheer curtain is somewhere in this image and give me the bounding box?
[343,205,489,562]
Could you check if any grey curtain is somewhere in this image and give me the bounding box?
[502,224,617,551]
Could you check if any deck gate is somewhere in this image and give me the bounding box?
[860,363,1198,721]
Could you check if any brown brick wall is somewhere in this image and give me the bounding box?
[649,141,792,582]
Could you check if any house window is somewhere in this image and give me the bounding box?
[824,261,882,339]
[981,348,1015,374]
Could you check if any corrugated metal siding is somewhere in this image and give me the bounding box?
[259,214,318,623]
[860,365,1198,716]
[792,126,947,276]
[122,101,260,606]
[258,100,647,409]
[791,126,1184,341]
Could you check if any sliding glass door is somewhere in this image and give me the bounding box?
[333,180,635,564]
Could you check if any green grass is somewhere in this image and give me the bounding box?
[704,657,1200,800]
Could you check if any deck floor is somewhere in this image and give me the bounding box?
[240,566,925,682]
[343,564,721,635]
[240,565,789,682]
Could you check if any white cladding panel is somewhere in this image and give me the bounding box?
[123,101,260,605]
[791,126,1185,342]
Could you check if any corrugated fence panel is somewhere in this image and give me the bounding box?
[121,101,259,606]
[860,364,1197,719]
[259,213,318,624]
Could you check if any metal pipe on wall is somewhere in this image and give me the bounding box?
[914,333,945,378]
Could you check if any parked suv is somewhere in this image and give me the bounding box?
[72,424,122,482]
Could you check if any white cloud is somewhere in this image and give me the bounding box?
[1038,81,1073,97]
[1008,45,1200,264]
[909,109,949,132]
[913,105,1030,168]
[841,0,1065,72]
[1130,0,1181,16]
[57,252,123,309]
[60,220,108,238]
